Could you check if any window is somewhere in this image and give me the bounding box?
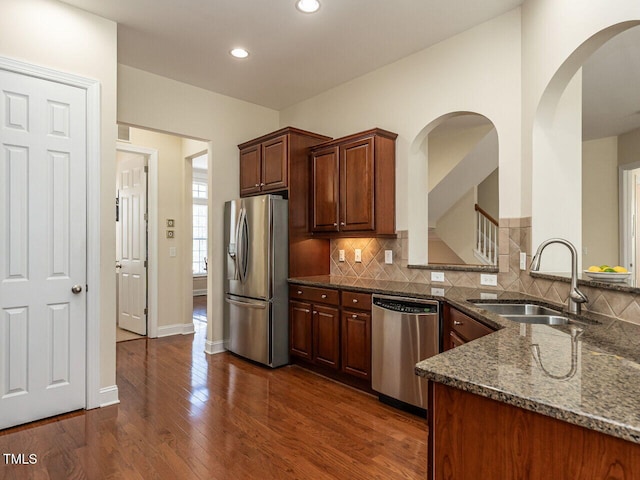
[193,160,208,275]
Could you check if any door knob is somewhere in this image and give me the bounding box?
[71,284,83,294]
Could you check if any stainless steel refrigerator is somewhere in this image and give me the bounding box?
[223,194,289,368]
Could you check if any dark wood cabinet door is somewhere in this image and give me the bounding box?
[448,331,465,350]
[239,145,262,196]
[311,146,340,232]
[289,301,313,360]
[341,310,371,379]
[340,137,375,231]
[313,304,340,369]
[261,134,288,192]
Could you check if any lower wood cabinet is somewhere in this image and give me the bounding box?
[443,304,495,351]
[289,285,372,388]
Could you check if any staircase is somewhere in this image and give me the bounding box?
[473,204,498,265]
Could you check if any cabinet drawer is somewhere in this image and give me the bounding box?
[289,285,339,306]
[449,307,494,342]
[341,291,371,311]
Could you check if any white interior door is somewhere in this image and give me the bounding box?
[0,68,87,429]
[116,152,147,335]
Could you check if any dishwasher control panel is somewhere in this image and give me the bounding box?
[372,297,438,314]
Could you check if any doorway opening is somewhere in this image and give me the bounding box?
[190,151,209,332]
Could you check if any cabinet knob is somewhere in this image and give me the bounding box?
[297,290,303,295]
[254,183,259,187]
[352,299,358,303]
[313,311,317,315]
[321,294,327,299]
[333,223,338,227]
[340,222,345,226]
[352,314,358,319]
[453,321,463,326]
[260,182,265,186]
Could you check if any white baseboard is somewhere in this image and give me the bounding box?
[157,322,196,337]
[193,289,207,296]
[205,339,226,355]
[99,385,120,407]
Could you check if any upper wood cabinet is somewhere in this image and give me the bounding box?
[310,128,397,236]
[238,127,332,277]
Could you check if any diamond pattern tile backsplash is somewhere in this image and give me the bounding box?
[329,223,640,326]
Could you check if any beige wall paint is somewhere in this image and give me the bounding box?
[117,65,278,349]
[435,188,477,264]
[619,127,640,166]
[478,168,499,221]
[127,128,189,329]
[0,0,118,389]
[280,9,522,265]
[582,137,619,268]
[428,123,494,191]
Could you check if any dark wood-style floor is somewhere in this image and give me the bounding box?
[0,311,427,480]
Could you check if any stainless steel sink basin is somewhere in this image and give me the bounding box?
[472,302,570,325]
[502,314,570,325]
[472,303,561,316]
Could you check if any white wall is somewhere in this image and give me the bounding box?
[522,0,640,266]
[478,168,499,221]
[117,65,278,350]
[0,0,118,391]
[619,127,640,166]
[435,188,477,264]
[582,136,619,268]
[280,9,522,265]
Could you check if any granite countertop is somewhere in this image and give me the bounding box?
[289,275,640,445]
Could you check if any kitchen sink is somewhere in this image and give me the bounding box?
[472,303,561,316]
[501,314,570,325]
[472,302,570,325]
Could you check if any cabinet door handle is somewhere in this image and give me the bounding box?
[313,311,317,315]
[352,314,358,319]
[321,294,327,299]
[352,299,358,303]
[453,321,463,326]
[340,222,345,226]
[303,309,310,313]
[333,223,338,227]
[260,182,265,186]
[254,183,259,187]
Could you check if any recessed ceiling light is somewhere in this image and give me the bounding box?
[296,0,320,14]
[230,48,249,59]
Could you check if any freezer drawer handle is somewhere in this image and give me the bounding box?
[225,297,267,309]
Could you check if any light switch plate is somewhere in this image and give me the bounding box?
[339,250,345,262]
[520,252,527,270]
[480,274,498,286]
[431,271,445,282]
[354,249,362,263]
[384,250,393,264]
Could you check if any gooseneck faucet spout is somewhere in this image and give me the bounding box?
[529,238,588,314]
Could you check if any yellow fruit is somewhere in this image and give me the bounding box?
[613,266,628,273]
[587,266,602,272]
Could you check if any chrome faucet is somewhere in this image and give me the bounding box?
[529,238,588,314]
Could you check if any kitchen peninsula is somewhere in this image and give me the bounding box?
[290,275,640,479]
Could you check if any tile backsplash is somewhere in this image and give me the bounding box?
[329,221,640,326]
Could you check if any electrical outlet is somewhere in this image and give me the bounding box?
[339,249,345,262]
[480,274,498,286]
[431,287,445,296]
[480,292,498,300]
[520,252,527,270]
[431,271,445,282]
[354,249,362,263]
[384,250,393,264]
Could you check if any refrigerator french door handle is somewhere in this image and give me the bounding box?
[237,207,249,284]
[225,296,267,309]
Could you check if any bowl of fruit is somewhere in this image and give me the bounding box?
[584,265,631,283]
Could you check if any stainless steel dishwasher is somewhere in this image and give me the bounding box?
[371,294,440,413]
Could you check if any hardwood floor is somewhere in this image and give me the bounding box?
[0,320,427,479]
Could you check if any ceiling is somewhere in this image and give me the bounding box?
[60,0,640,140]
[60,0,523,110]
